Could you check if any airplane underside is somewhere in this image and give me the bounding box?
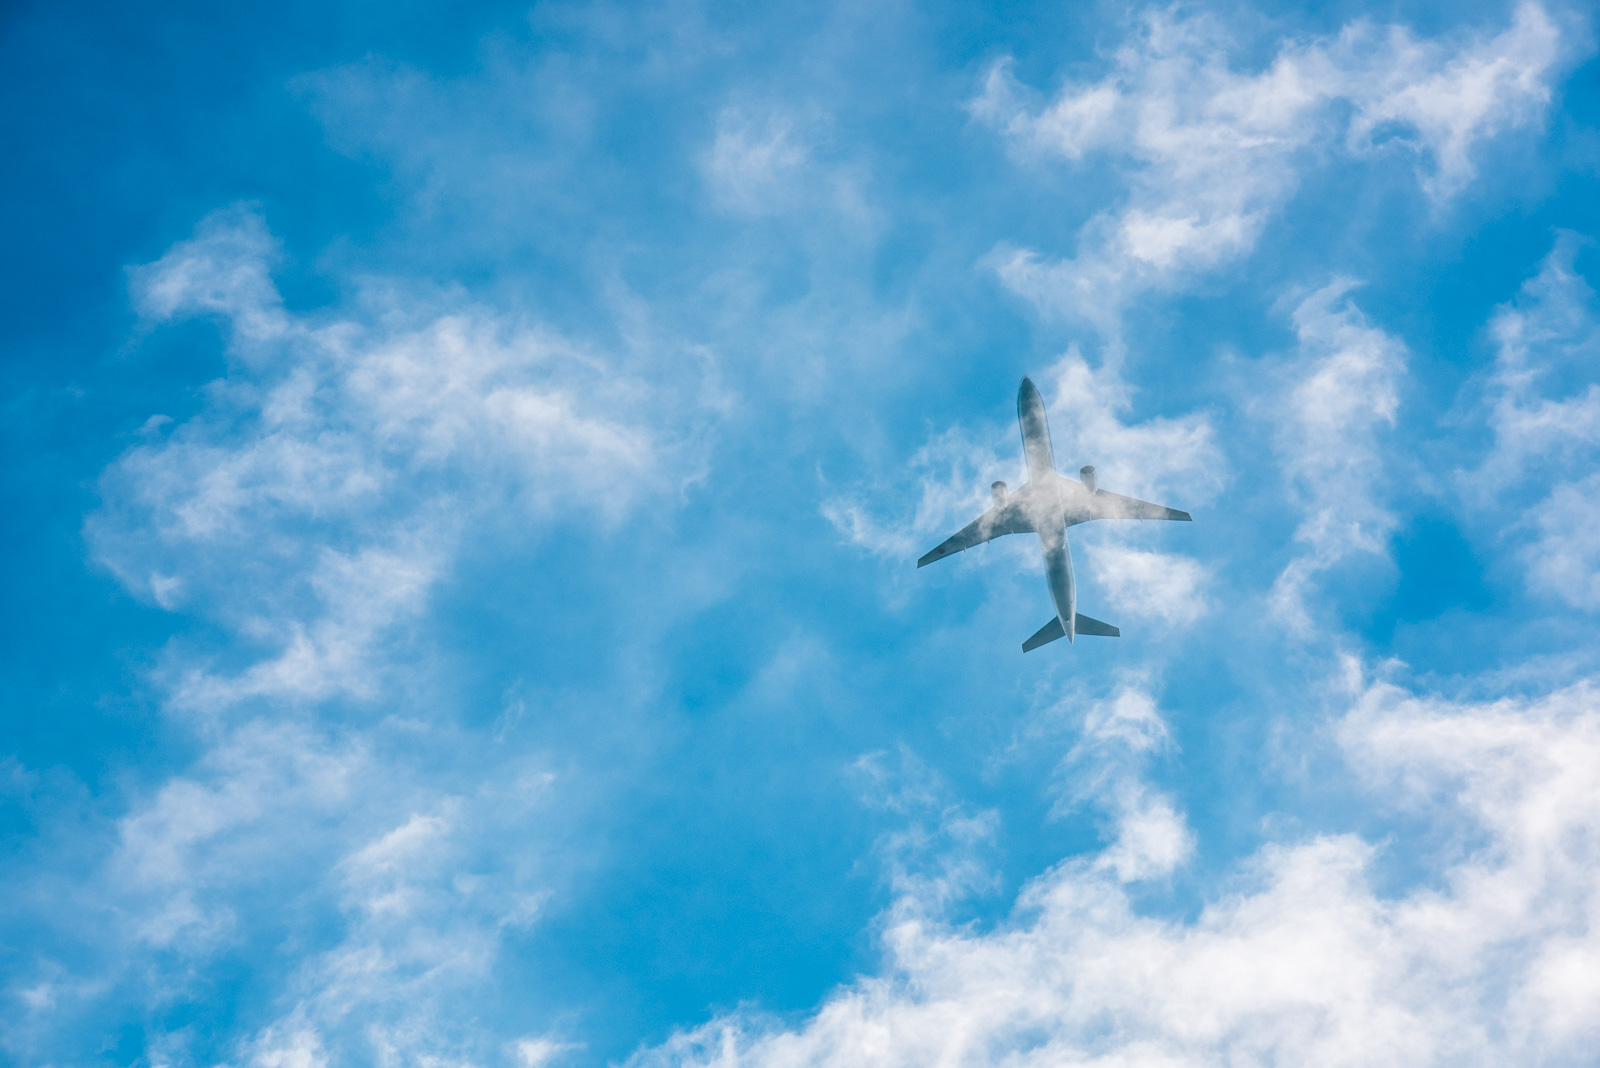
[916,376,1191,651]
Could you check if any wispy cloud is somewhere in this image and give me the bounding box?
[1036,349,1221,500]
[9,2,1598,1065]
[634,667,1600,1066]
[1464,235,1600,610]
[1269,281,1406,631]
[850,746,1002,916]
[1088,544,1209,629]
[90,206,696,711]
[822,421,1015,563]
[112,720,361,953]
[29,205,707,1064]
[1523,474,1600,610]
[1478,234,1600,485]
[975,4,1567,330]
[703,109,813,214]
[236,781,553,1066]
[1050,682,1192,883]
[700,106,871,224]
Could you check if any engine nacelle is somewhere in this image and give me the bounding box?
[1079,465,1097,493]
[991,481,1008,505]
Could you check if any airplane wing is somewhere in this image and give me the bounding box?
[1090,489,1192,522]
[917,497,1036,567]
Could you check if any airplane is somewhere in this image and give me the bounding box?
[918,376,1192,651]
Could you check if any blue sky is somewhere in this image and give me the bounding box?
[5,0,1600,1064]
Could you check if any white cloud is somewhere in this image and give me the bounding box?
[100,719,556,1063]
[32,205,704,1065]
[203,751,560,1068]
[112,720,359,953]
[1095,783,1191,883]
[822,423,1014,563]
[239,805,508,1063]
[700,106,873,226]
[1479,234,1600,484]
[851,747,1002,916]
[90,207,690,710]
[976,4,1567,328]
[1074,683,1170,759]
[1048,683,1192,884]
[702,110,812,214]
[1468,236,1600,608]
[1089,544,1209,628]
[247,1027,327,1068]
[1269,281,1406,631]
[1522,473,1600,610]
[634,669,1600,1067]
[129,205,287,347]
[1345,4,1566,200]
[515,1036,581,1068]
[119,734,565,1067]
[1037,350,1222,501]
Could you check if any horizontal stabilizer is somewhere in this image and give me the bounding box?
[1074,612,1120,637]
[1022,612,1120,652]
[1022,615,1065,652]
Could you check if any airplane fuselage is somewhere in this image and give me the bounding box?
[1038,515,1077,642]
[1016,376,1080,640]
[1000,474,1101,641]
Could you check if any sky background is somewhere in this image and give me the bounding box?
[4,1,1600,1065]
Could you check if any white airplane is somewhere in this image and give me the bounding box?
[918,376,1192,651]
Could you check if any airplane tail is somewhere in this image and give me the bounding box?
[1022,612,1120,652]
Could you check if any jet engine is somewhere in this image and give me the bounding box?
[1079,465,1097,493]
[991,481,1008,505]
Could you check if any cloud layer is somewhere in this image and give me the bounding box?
[977,4,1566,329]
[91,206,689,711]
[5,2,1600,1066]
[638,670,1600,1067]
